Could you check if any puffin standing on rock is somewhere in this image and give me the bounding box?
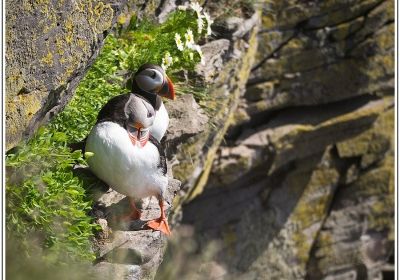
[86,94,171,235]
[85,64,176,235]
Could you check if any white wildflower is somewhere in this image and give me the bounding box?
[161,51,173,70]
[190,1,202,17]
[184,29,195,49]
[194,44,205,65]
[197,17,204,34]
[174,33,184,51]
[203,11,214,36]
[177,5,187,10]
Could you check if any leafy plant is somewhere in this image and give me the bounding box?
[115,2,213,74]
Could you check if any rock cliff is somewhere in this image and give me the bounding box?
[174,1,394,279]
[6,0,394,279]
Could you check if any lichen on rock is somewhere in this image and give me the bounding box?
[5,0,125,150]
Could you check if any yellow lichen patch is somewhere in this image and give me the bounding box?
[64,17,75,44]
[55,36,66,56]
[6,92,46,149]
[93,2,106,16]
[59,57,67,64]
[336,133,371,158]
[93,3,114,33]
[285,37,305,51]
[77,38,87,50]
[376,24,394,51]
[117,13,128,25]
[22,0,34,12]
[6,68,26,98]
[337,105,393,162]
[330,16,364,41]
[289,166,339,264]
[34,0,50,6]
[262,13,275,29]
[231,109,250,125]
[355,156,394,234]
[41,52,54,66]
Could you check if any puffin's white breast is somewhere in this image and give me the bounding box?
[151,102,169,142]
[85,121,168,198]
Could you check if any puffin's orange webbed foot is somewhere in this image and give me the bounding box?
[146,217,171,235]
[146,198,171,235]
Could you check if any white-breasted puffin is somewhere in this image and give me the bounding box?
[129,63,175,141]
[70,63,174,151]
[85,94,171,235]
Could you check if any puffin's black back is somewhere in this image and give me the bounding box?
[96,94,131,127]
[149,135,167,176]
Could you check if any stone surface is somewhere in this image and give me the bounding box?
[164,94,209,150]
[92,178,181,280]
[165,8,260,204]
[208,97,391,188]
[169,1,394,280]
[6,0,394,279]
[306,155,394,280]
[5,0,131,150]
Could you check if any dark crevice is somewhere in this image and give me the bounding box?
[250,0,391,85]
[155,0,167,17]
[250,32,297,73]
[226,93,380,142]
[345,19,394,57]
[304,0,387,31]
[17,87,30,95]
[304,147,350,279]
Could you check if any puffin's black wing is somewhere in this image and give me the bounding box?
[96,94,132,126]
[149,135,167,176]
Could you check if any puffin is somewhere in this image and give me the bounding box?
[129,63,175,141]
[85,94,171,235]
[69,63,175,152]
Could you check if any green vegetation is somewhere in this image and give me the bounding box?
[6,3,212,266]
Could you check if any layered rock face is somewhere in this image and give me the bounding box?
[177,1,394,279]
[6,0,394,279]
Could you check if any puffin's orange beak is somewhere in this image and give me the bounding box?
[128,123,149,147]
[133,123,143,129]
[159,76,175,100]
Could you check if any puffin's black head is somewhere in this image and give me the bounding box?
[124,94,155,128]
[132,63,175,104]
[124,94,156,147]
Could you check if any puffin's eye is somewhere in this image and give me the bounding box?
[147,111,153,118]
[150,70,156,79]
